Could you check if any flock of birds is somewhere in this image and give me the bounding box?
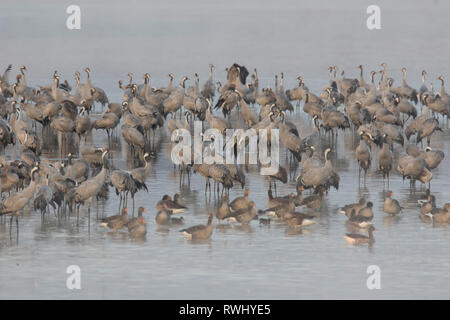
[0,62,449,244]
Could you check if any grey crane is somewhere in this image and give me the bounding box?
[0,166,39,238]
[201,64,216,102]
[391,67,418,104]
[395,95,417,122]
[207,163,233,195]
[422,91,449,120]
[110,169,138,212]
[418,70,428,105]
[286,76,309,107]
[80,146,109,170]
[297,148,339,193]
[376,122,404,149]
[205,98,229,135]
[333,66,359,97]
[162,76,188,119]
[377,142,393,185]
[355,139,371,181]
[358,65,370,91]
[192,163,212,194]
[0,64,12,97]
[416,117,442,147]
[420,147,444,171]
[64,153,89,184]
[167,111,191,135]
[33,174,55,221]
[121,123,146,158]
[0,119,14,149]
[0,162,20,197]
[278,113,308,162]
[129,152,152,192]
[357,123,383,148]
[75,106,92,142]
[234,90,257,127]
[275,72,294,112]
[93,111,119,147]
[397,152,432,188]
[69,148,108,224]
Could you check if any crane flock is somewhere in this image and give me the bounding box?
[0,62,449,244]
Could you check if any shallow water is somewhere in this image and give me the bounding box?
[1,0,450,299]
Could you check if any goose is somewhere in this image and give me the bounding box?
[216,193,231,223]
[99,208,129,230]
[298,191,325,210]
[229,189,251,211]
[125,207,148,231]
[180,214,213,240]
[283,210,316,228]
[224,201,256,224]
[128,218,147,238]
[347,208,372,228]
[426,203,450,224]
[155,203,172,226]
[358,201,374,219]
[344,225,376,245]
[339,197,366,217]
[156,195,186,214]
[383,191,402,215]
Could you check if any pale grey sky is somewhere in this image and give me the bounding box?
[1,0,449,84]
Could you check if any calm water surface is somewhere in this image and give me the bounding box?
[1,0,450,299]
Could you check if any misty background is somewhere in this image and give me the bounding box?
[1,0,449,86]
